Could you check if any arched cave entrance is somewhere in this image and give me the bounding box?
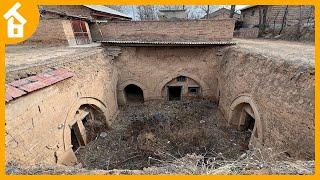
[162,76,201,101]
[229,101,262,149]
[124,84,144,104]
[70,104,108,152]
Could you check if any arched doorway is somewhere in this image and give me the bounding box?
[228,95,263,149]
[124,84,144,104]
[70,104,108,152]
[161,76,202,101]
[59,98,109,165]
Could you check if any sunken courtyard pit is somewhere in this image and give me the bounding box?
[5,6,314,175]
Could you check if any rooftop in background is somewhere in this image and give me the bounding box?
[239,5,257,11]
[202,7,240,19]
[158,8,188,20]
[40,5,132,21]
[84,5,132,19]
[158,9,187,12]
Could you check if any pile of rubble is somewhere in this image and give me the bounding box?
[75,100,251,170]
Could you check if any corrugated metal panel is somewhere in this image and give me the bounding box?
[5,68,75,103]
[101,40,236,46]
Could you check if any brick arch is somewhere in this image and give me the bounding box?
[62,97,109,151]
[228,94,264,148]
[58,97,110,165]
[118,79,148,104]
[118,79,147,94]
[155,72,210,97]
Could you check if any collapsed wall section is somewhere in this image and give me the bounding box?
[5,48,118,165]
[217,46,314,159]
[96,19,235,42]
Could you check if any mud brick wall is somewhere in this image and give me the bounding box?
[97,19,235,42]
[217,46,314,160]
[241,5,314,28]
[234,28,259,38]
[114,46,220,105]
[5,48,119,165]
[266,5,314,27]
[24,19,92,46]
[24,19,70,45]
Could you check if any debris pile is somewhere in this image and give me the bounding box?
[75,100,251,170]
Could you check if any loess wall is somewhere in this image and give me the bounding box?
[114,46,220,105]
[96,19,235,42]
[217,46,314,159]
[5,44,314,165]
[5,48,119,165]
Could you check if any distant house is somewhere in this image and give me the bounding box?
[3,2,27,38]
[240,5,314,28]
[158,9,187,21]
[202,8,240,20]
[26,5,132,46]
[40,5,132,21]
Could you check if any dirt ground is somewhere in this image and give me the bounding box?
[6,100,314,175]
[75,100,252,170]
[234,38,314,65]
[5,44,101,73]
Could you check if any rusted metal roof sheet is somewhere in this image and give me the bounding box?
[5,68,75,103]
[101,40,236,46]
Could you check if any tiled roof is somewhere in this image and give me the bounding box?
[101,40,236,46]
[6,69,75,103]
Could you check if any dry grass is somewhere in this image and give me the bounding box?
[141,148,314,175]
[6,148,314,175]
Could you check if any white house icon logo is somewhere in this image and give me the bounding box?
[3,2,27,38]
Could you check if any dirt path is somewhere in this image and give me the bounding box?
[234,38,314,66]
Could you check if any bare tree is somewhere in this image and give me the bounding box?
[259,6,268,33]
[279,5,289,35]
[272,9,281,35]
[229,5,236,18]
[159,5,184,10]
[107,5,125,13]
[199,5,210,19]
[306,6,314,27]
[136,6,158,20]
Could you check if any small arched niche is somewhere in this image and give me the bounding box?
[161,76,202,101]
[228,96,263,149]
[124,84,144,104]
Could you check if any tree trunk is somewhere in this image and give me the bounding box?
[297,5,302,37]
[279,5,288,35]
[230,5,236,18]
